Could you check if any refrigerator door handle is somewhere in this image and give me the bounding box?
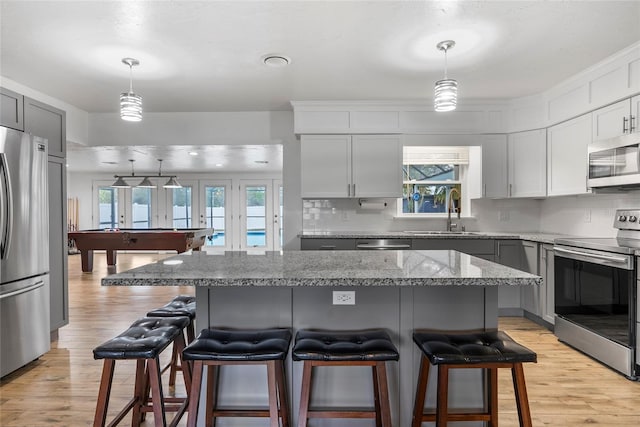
[0,153,12,260]
[0,280,44,300]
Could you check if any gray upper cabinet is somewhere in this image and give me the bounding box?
[0,87,24,131]
[24,97,66,158]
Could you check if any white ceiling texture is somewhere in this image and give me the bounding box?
[2,1,639,173]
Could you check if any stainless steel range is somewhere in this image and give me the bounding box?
[554,208,639,380]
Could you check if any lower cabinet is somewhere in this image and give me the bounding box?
[495,240,527,314]
[300,238,356,250]
[410,238,495,260]
[539,244,555,325]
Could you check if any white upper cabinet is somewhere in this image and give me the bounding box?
[508,129,547,198]
[481,135,508,198]
[300,135,402,198]
[547,114,591,196]
[592,95,640,141]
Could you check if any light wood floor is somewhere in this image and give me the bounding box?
[1,253,639,426]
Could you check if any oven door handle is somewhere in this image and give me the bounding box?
[554,246,632,269]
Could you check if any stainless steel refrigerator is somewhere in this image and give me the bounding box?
[0,126,50,377]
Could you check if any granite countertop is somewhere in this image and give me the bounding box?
[101,250,541,287]
[299,231,568,244]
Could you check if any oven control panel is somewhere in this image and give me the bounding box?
[614,209,640,230]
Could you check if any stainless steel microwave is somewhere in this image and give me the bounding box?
[588,133,640,189]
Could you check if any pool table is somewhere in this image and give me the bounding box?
[68,228,214,272]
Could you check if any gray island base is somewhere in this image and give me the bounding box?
[103,250,540,427]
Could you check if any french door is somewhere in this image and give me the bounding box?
[199,180,232,251]
[239,180,282,251]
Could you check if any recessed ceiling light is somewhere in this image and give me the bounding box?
[188,151,199,156]
[215,163,223,167]
[255,160,269,164]
[101,161,118,165]
[262,54,290,67]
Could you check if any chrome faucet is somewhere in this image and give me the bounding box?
[446,188,461,232]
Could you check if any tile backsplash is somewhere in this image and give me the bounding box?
[302,191,640,237]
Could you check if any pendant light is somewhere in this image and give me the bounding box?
[111,159,181,188]
[120,58,143,122]
[434,40,458,112]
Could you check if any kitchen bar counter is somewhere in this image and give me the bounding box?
[101,250,541,287]
[102,250,539,427]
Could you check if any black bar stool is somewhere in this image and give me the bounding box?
[92,316,192,427]
[292,329,399,427]
[411,329,537,427]
[183,327,292,427]
[146,295,196,387]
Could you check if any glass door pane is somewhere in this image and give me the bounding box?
[244,185,267,248]
[98,186,118,229]
[171,186,192,228]
[131,187,152,229]
[203,184,231,248]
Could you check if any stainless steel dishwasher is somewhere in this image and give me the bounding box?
[355,239,412,250]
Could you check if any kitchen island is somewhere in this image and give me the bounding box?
[103,250,541,427]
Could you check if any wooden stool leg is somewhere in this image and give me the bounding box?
[147,358,167,427]
[436,365,450,427]
[372,364,382,427]
[186,321,195,344]
[512,363,533,427]
[93,359,116,427]
[186,361,203,427]
[131,359,148,427]
[488,367,498,427]
[267,361,280,427]
[297,361,313,427]
[375,361,392,427]
[276,360,290,427]
[168,343,179,387]
[412,355,430,427]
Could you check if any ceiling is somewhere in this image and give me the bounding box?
[66,143,283,174]
[2,1,640,173]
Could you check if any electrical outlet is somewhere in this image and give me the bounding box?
[499,211,510,221]
[584,209,591,223]
[332,291,355,305]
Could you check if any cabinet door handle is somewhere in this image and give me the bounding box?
[347,184,351,197]
[352,183,356,196]
[623,116,629,133]
[509,184,512,197]
[483,184,486,197]
[630,115,636,133]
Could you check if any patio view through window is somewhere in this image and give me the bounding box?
[131,187,152,228]
[98,187,118,229]
[401,146,467,215]
[172,186,192,228]
[205,186,226,246]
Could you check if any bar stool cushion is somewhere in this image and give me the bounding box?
[93,316,190,360]
[182,328,292,362]
[413,330,537,365]
[292,329,399,362]
[146,295,196,319]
